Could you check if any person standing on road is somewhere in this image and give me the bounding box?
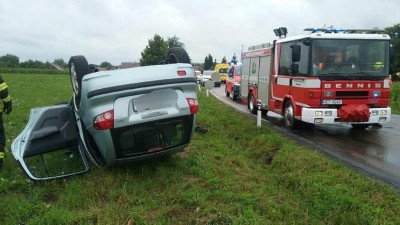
[0,75,12,170]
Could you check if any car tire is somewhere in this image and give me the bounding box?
[69,56,91,112]
[283,101,299,129]
[164,47,191,64]
[232,91,238,101]
[248,92,257,114]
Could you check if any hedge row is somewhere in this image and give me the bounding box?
[0,68,69,75]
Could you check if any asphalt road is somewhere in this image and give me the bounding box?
[208,84,400,190]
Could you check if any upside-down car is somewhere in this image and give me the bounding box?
[12,48,199,180]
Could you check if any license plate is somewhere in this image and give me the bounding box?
[321,99,342,105]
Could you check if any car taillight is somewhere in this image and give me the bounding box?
[177,70,186,76]
[186,98,199,114]
[93,110,114,130]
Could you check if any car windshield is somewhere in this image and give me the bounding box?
[219,68,228,73]
[311,39,390,80]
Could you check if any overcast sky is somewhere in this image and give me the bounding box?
[1,0,399,65]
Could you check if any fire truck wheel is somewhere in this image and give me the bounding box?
[351,124,370,129]
[283,101,299,129]
[248,92,257,115]
[225,86,230,97]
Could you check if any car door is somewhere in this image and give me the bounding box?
[11,103,90,181]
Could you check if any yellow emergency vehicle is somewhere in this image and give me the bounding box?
[214,63,230,83]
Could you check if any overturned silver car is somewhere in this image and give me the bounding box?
[12,48,198,180]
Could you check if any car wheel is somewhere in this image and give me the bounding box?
[351,124,370,129]
[248,92,257,114]
[69,56,91,112]
[232,91,238,101]
[283,101,299,129]
[225,86,230,97]
[163,47,191,64]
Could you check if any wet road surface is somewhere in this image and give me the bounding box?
[209,85,400,190]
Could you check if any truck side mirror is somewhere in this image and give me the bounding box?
[292,44,301,62]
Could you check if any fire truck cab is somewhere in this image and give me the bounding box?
[240,28,393,129]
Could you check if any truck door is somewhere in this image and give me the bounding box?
[249,57,260,89]
[240,57,251,98]
[258,56,271,109]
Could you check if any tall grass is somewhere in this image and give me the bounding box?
[391,81,400,114]
[0,73,400,224]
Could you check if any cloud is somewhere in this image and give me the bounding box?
[0,0,399,65]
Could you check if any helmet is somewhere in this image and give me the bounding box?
[374,61,383,70]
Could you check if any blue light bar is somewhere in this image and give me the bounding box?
[304,28,383,34]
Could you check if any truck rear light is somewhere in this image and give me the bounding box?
[186,98,199,114]
[177,70,186,76]
[93,110,114,130]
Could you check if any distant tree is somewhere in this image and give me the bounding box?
[208,54,214,69]
[100,61,113,70]
[140,34,169,66]
[19,59,46,69]
[204,54,215,70]
[0,54,19,67]
[53,58,67,68]
[211,59,217,70]
[167,35,184,49]
[231,53,238,65]
[203,55,210,70]
[33,60,45,69]
[221,56,227,63]
[384,24,400,74]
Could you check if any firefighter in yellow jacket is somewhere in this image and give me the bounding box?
[0,75,12,170]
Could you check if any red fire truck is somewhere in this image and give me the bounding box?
[240,27,393,129]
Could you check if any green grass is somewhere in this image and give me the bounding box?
[391,81,400,114]
[1,73,400,224]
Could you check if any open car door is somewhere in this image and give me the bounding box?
[11,104,90,181]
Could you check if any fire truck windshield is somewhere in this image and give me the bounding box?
[311,39,389,80]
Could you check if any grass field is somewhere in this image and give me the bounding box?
[391,81,400,114]
[0,73,400,224]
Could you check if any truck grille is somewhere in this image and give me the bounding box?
[336,91,369,98]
